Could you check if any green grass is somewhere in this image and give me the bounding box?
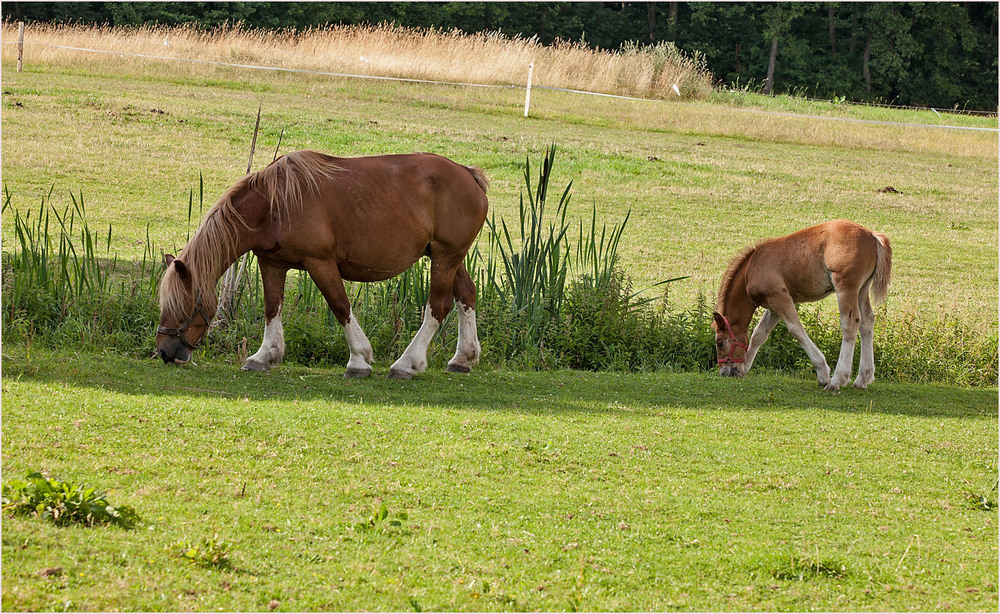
[2,60,996,325]
[708,88,998,129]
[1,51,998,612]
[2,347,996,611]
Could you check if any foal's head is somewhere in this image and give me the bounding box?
[155,254,215,365]
[712,312,748,377]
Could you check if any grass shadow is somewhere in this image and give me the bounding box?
[3,346,995,420]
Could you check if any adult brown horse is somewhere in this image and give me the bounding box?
[156,149,489,379]
[712,220,892,391]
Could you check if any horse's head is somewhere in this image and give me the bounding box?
[156,254,214,365]
[712,312,748,377]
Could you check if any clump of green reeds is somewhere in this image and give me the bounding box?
[2,184,162,352]
[480,146,572,358]
[473,145,687,368]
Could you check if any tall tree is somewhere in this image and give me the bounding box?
[760,3,805,95]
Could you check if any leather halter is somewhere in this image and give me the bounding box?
[156,291,211,351]
[717,314,749,364]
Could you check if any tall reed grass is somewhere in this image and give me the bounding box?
[2,184,162,346]
[1,150,995,387]
[0,21,714,101]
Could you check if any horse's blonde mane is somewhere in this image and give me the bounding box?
[159,187,250,320]
[159,150,342,321]
[716,244,758,313]
[248,150,342,224]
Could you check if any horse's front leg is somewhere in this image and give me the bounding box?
[243,259,288,372]
[304,260,374,378]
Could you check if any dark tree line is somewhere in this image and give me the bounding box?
[4,2,996,111]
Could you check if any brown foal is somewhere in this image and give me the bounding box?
[713,220,892,391]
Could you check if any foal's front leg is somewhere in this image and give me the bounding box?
[770,297,832,388]
[243,260,288,372]
[741,309,781,375]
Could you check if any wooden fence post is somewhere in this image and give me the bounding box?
[17,21,25,72]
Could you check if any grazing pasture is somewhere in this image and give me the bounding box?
[1,25,997,612]
[2,349,996,611]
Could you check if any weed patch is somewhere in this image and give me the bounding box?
[169,534,232,569]
[766,551,851,582]
[1,471,141,529]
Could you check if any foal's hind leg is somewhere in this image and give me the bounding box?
[305,260,374,378]
[829,279,863,391]
[446,263,480,373]
[243,260,288,372]
[389,257,459,379]
[853,288,876,389]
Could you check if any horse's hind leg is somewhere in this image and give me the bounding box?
[389,257,460,379]
[853,287,876,389]
[243,259,288,372]
[305,260,374,378]
[446,263,480,373]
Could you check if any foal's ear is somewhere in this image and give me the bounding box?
[712,311,726,330]
[163,253,175,266]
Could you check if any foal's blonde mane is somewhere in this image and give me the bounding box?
[159,150,341,321]
[715,244,758,313]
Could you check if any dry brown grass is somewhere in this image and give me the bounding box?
[1,21,714,100]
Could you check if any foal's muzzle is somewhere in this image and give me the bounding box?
[718,363,744,378]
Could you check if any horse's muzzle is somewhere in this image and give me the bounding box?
[156,341,192,365]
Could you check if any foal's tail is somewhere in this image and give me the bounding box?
[870,231,892,307]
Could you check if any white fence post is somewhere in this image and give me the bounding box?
[523,62,534,118]
[17,22,24,72]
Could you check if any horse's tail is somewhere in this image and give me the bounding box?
[466,166,489,193]
[870,231,892,307]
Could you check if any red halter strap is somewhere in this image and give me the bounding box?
[717,314,749,364]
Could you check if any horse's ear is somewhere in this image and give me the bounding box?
[172,258,190,280]
[712,311,726,330]
[164,253,175,266]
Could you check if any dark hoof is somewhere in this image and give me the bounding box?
[446,363,471,374]
[387,368,414,380]
[344,367,372,379]
[241,360,269,372]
